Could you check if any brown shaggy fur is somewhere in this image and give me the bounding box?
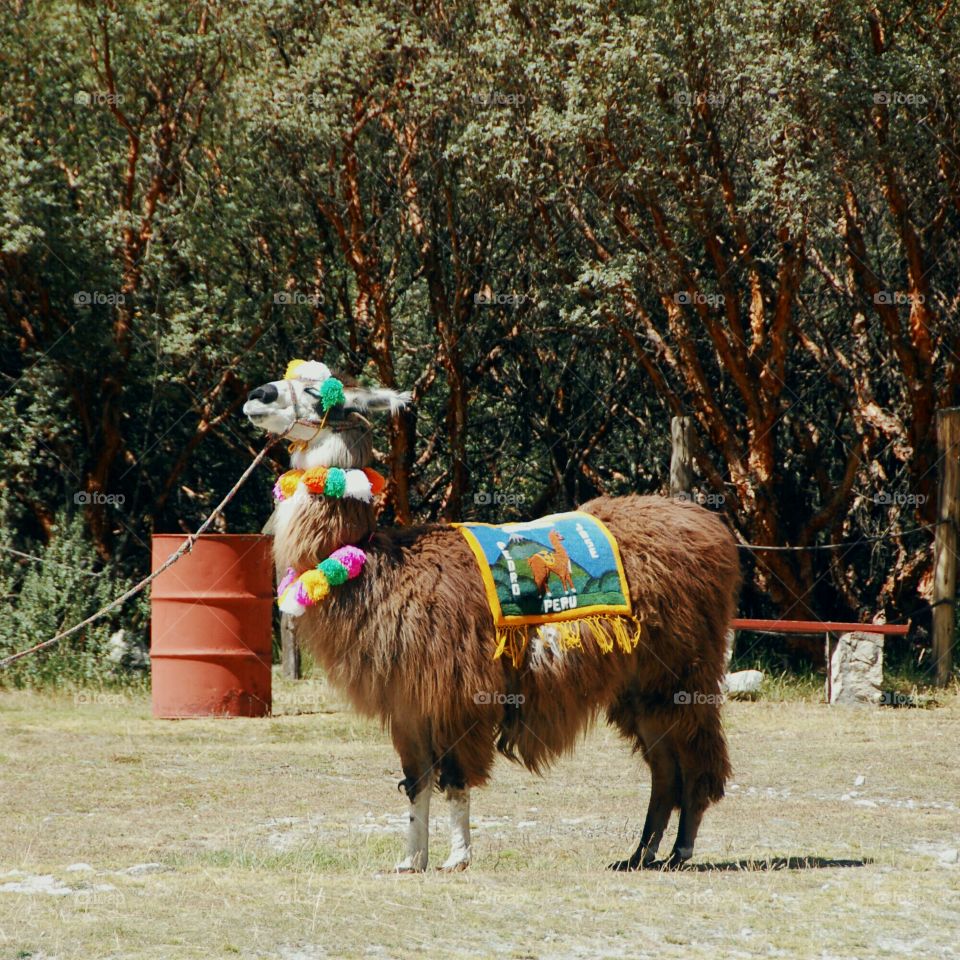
[275,482,740,868]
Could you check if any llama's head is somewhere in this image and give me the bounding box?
[243,359,410,468]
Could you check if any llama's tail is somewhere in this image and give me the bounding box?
[682,708,731,805]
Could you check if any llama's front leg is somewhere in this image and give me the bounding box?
[439,787,471,872]
[396,773,431,873]
[393,725,434,873]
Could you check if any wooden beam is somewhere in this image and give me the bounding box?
[670,415,693,497]
[732,618,909,635]
[933,408,960,686]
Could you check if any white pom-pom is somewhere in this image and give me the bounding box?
[344,470,373,502]
[292,360,331,382]
[278,590,306,617]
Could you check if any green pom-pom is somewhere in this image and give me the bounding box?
[324,467,346,498]
[318,557,348,586]
[319,377,345,411]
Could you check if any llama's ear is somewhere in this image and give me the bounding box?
[343,386,412,415]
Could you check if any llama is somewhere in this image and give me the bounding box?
[243,362,740,872]
[528,529,574,596]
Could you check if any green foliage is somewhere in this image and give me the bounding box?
[1,0,957,676]
[0,514,149,689]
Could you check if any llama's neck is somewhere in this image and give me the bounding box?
[273,424,378,571]
[273,492,377,573]
[289,428,372,472]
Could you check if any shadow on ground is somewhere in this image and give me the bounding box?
[674,856,871,872]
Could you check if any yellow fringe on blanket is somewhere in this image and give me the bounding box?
[493,615,644,668]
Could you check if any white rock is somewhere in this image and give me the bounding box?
[65,863,95,873]
[828,632,884,705]
[121,862,168,875]
[0,874,72,896]
[724,670,764,698]
[854,775,866,787]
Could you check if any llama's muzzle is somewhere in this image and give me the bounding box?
[247,384,279,404]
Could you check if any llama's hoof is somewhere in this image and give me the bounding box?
[663,851,692,870]
[394,865,426,875]
[438,859,470,873]
[608,851,658,871]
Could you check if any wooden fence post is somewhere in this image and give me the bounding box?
[670,416,693,498]
[281,613,301,679]
[933,408,960,686]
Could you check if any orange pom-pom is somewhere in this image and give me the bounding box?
[362,468,386,496]
[301,466,329,494]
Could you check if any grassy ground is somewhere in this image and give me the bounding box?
[2,673,959,960]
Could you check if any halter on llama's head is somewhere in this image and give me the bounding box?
[243,359,411,469]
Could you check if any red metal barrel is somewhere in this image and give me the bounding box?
[150,534,274,718]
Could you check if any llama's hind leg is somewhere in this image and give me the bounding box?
[610,730,680,871]
[393,729,433,873]
[437,754,471,871]
[666,711,730,868]
[666,774,705,868]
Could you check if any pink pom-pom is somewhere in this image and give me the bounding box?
[276,567,297,597]
[328,546,366,579]
[272,480,284,502]
[294,581,315,607]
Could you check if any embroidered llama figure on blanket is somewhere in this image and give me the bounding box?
[527,529,575,596]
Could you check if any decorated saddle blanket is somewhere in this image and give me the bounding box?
[454,511,640,666]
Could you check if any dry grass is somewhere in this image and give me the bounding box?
[2,673,959,960]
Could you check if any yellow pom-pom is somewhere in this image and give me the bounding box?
[278,469,304,499]
[284,359,306,380]
[298,569,330,603]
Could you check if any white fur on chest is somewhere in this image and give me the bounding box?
[272,489,310,560]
